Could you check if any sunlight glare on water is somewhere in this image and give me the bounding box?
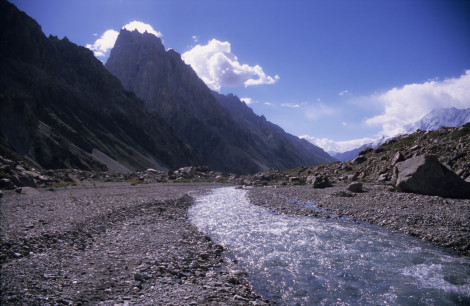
[188,187,470,305]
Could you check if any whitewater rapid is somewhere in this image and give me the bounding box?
[188,187,470,305]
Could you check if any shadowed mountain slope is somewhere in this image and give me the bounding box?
[105,29,334,174]
[0,1,194,171]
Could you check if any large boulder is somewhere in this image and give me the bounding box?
[312,175,332,189]
[392,155,470,199]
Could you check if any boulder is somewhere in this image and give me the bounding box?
[306,175,315,184]
[391,152,405,166]
[0,178,16,190]
[351,156,367,164]
[312,175,332,189]
[347,182,363,193]
[358,147,373,156]
[393,155,470,199]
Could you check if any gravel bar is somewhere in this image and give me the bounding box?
[247,183,470,257]
[1,182,269,305]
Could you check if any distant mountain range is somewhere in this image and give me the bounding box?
[403,107,470,133]
[0,1,333,174]
[331,107,470,161]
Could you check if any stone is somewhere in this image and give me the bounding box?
[23,170,40,178]
[347,182,363,193]
[312,175,332,188]
[378,173,390,182]
[17,187,40,195]
[391,152,405,166]
[0,178,15,190]
[67,174,81,185]
[288,176,300,183]
[352,156,367,164]
[393,155,470,199]
[358,147,373,156]
[241,179,252,186]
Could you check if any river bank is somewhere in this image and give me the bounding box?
[247,182,470,257]
[0,182,268,305]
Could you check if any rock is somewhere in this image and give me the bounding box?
[240,179,252,186]
[312,175,332,188]
[67,174,81,185]
[288,176,300,183]
[306,176,315,184]
[0,178,16,190]
[393,155,470,199]
[352,156,367,164]
[347,182,363,193]
[377,173,390,182]
[391,152,405,166]
[0,190,3,198]
[23,170,40,178]
[358,147,373,156]
[17,187,40,195]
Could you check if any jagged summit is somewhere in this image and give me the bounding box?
[106,29,334,174]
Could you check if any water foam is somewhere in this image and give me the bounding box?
[189,187,470,304]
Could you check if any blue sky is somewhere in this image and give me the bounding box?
[11,0,470,152]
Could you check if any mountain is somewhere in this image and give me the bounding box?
[105,29,335,174]
[404,107,470,133]
[213,93,334,167]
[330,137,387,162]
[332,107,470,162]
[0,1,194,172]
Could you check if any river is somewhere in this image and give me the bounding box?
[188,187,470,305]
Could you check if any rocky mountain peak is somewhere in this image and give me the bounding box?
[113,28,166,55]
[106,29,334,174]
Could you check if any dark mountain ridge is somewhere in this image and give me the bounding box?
[105,29,335,174]
[0,0,194,171]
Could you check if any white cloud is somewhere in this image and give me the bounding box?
[281,103,300,108]
[300,135,377,153]
[240,97,252,104]
[192,35,199,43]
[339,90,350,96]
[86,21,162,58]
[122,20,162,37]
[181,39,279,91]
[365,70,470,137]
[86,29,119,57]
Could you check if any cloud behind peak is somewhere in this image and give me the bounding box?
[182,39,279,91]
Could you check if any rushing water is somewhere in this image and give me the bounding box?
[188,187,470,305]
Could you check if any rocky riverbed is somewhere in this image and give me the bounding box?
[0,182,268,305]
[2,181,469,305]
[247,183,470,257]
